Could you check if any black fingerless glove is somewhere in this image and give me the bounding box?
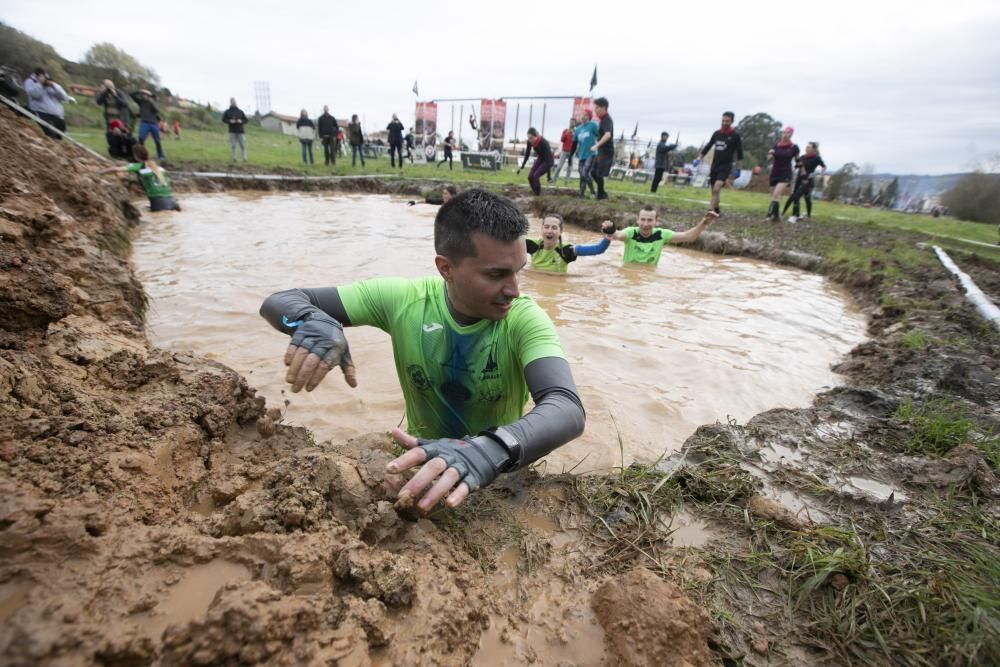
[287,313,352,367]
[417,427,520,491]
[601,221,616,235]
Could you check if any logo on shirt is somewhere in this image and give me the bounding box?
[479,346,501,381]
[407,364,431,391]
[422,322,443,333]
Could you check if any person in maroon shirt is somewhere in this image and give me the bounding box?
[765,126,800,221]
[517,128,554,195]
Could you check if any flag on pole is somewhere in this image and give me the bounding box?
[412,80,419,96]
[589,66,597,92]
[631,122,638,139]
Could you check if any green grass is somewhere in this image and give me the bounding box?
[895,398,1000,468]
[900,330,931,350]
[64,123,1000,253]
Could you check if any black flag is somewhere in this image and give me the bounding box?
[412,80,418,96]
[589,66,597,92]
[631,122,638,139]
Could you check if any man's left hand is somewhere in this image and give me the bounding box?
[386,428,511,512]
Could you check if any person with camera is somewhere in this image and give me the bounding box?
[95,79,133,130]
[23,68,74,139]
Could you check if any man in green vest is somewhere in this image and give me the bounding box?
[260,190,585,513]
[607,206,718,266]
[525,214,616,273]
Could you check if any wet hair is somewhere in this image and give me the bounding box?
[132,144,150,161]
[640,204,657,215]
[722,111,735,121]
[435,189,529,262]
[444,184,458,195]
[527,127,538,137]
[594,97,609,108]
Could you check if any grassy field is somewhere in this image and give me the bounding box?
[67,124,999,254]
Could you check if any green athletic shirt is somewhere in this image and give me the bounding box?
[526,238,574,273]
[622,226,674,265]
[126,162,173,199]
[338,276,565,439]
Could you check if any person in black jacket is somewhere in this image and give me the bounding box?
[222,98,248,162]
[386,113,405,169]
[783,142,826,221]
[517,128,554,196]
[296,109,316,165]
[651,131,678,193]
[106,119,137,159]
[318,105,338,166]
[95,80,133,130]
[404,128,415,162]
[131,89,164,160]
[697,111,743,214]
[437,131,456,170]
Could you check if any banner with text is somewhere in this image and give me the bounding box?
[478,99,507,152]
[415,102,438,147]
[572,97,593,122]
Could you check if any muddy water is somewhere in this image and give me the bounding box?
[133,192,866,472]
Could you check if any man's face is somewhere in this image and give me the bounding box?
[438,232,526,321]
[541,217,561,241]
[442,190,453,203]
[721,115,733,129]
[230,98,237,107]
[324,105,329,113]
[595,104,607,116]
[637,209,657,236]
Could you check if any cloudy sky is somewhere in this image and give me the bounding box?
[4,0,999,174]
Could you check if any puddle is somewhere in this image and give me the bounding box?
[759,442,806,467]
[133,192,867,473]
[135,560,251,639]
[660,510,715,547]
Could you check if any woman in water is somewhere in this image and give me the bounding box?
[525,214,615,273]
[102,144,181,211]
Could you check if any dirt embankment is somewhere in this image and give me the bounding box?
[3,105,999,666]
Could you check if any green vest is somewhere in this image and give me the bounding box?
[622,226,674,265]
[528,238,572,273]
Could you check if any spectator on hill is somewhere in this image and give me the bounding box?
[651,132,678,193]
[95,79,133,130]
[131,89,165,160]
[404,128,415,162]
[106,119,137,160]
[348,114,365,167]
[222,98,248,162]
[387,113,405,169]
[318,105,338,166]
[171,118,181,140]
[337,127,346,156]
[23,68,74,139]
[101,144,181,211]
[550,118,577,185]
[297,109,316,165]
[517,128,554,196]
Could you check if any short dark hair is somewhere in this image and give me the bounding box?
[34,67,47,76]
[594,97,609,108]
[661,131,669,138]
[641,204,657,214]
[132,144,150,161]
[444,184,458,195]
[435,189,529,262]
[722,111,735,120]
[527,127,538,137]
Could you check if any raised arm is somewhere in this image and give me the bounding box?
[259,287,357,392]
[574,220,616,255]
[668,211,719,244]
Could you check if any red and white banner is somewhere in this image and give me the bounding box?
[478,99,507,152]
[572,97,593,122]
[415,102,438,146]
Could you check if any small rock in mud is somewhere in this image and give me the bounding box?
[830,573,850,592]
[592,567,714,667]
[748,496,809,531]
[750,637,769,655]
[255,414,276,438]
[333,545,416,608]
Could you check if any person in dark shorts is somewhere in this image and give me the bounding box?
[588,97,614,200]
[651,131,678,193]
[437,131,456,170]
[783,141,826,221]
[765,126,800,221]
[697,111,743,215]
[517,128,554,196]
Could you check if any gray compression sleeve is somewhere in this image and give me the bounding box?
[259,287,352,334]
[502,357,585,469]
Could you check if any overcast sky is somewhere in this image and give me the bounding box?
[4,0,999,174]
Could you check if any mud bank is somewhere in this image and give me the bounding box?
[2,105,999,666]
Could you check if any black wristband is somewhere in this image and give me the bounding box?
[477,426,522,469]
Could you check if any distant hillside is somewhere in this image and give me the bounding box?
[871,173,968,198]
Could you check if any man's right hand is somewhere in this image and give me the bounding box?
[283,315,357,392]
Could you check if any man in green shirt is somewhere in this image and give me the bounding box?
[260,190,585,512]
[607,205,718,266]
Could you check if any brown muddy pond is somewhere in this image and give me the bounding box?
[133,192,867,472]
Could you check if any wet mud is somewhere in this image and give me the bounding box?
[2,106,999,666]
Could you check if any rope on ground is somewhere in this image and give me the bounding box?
[0,93,111,162]
[933,245,1000,332]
